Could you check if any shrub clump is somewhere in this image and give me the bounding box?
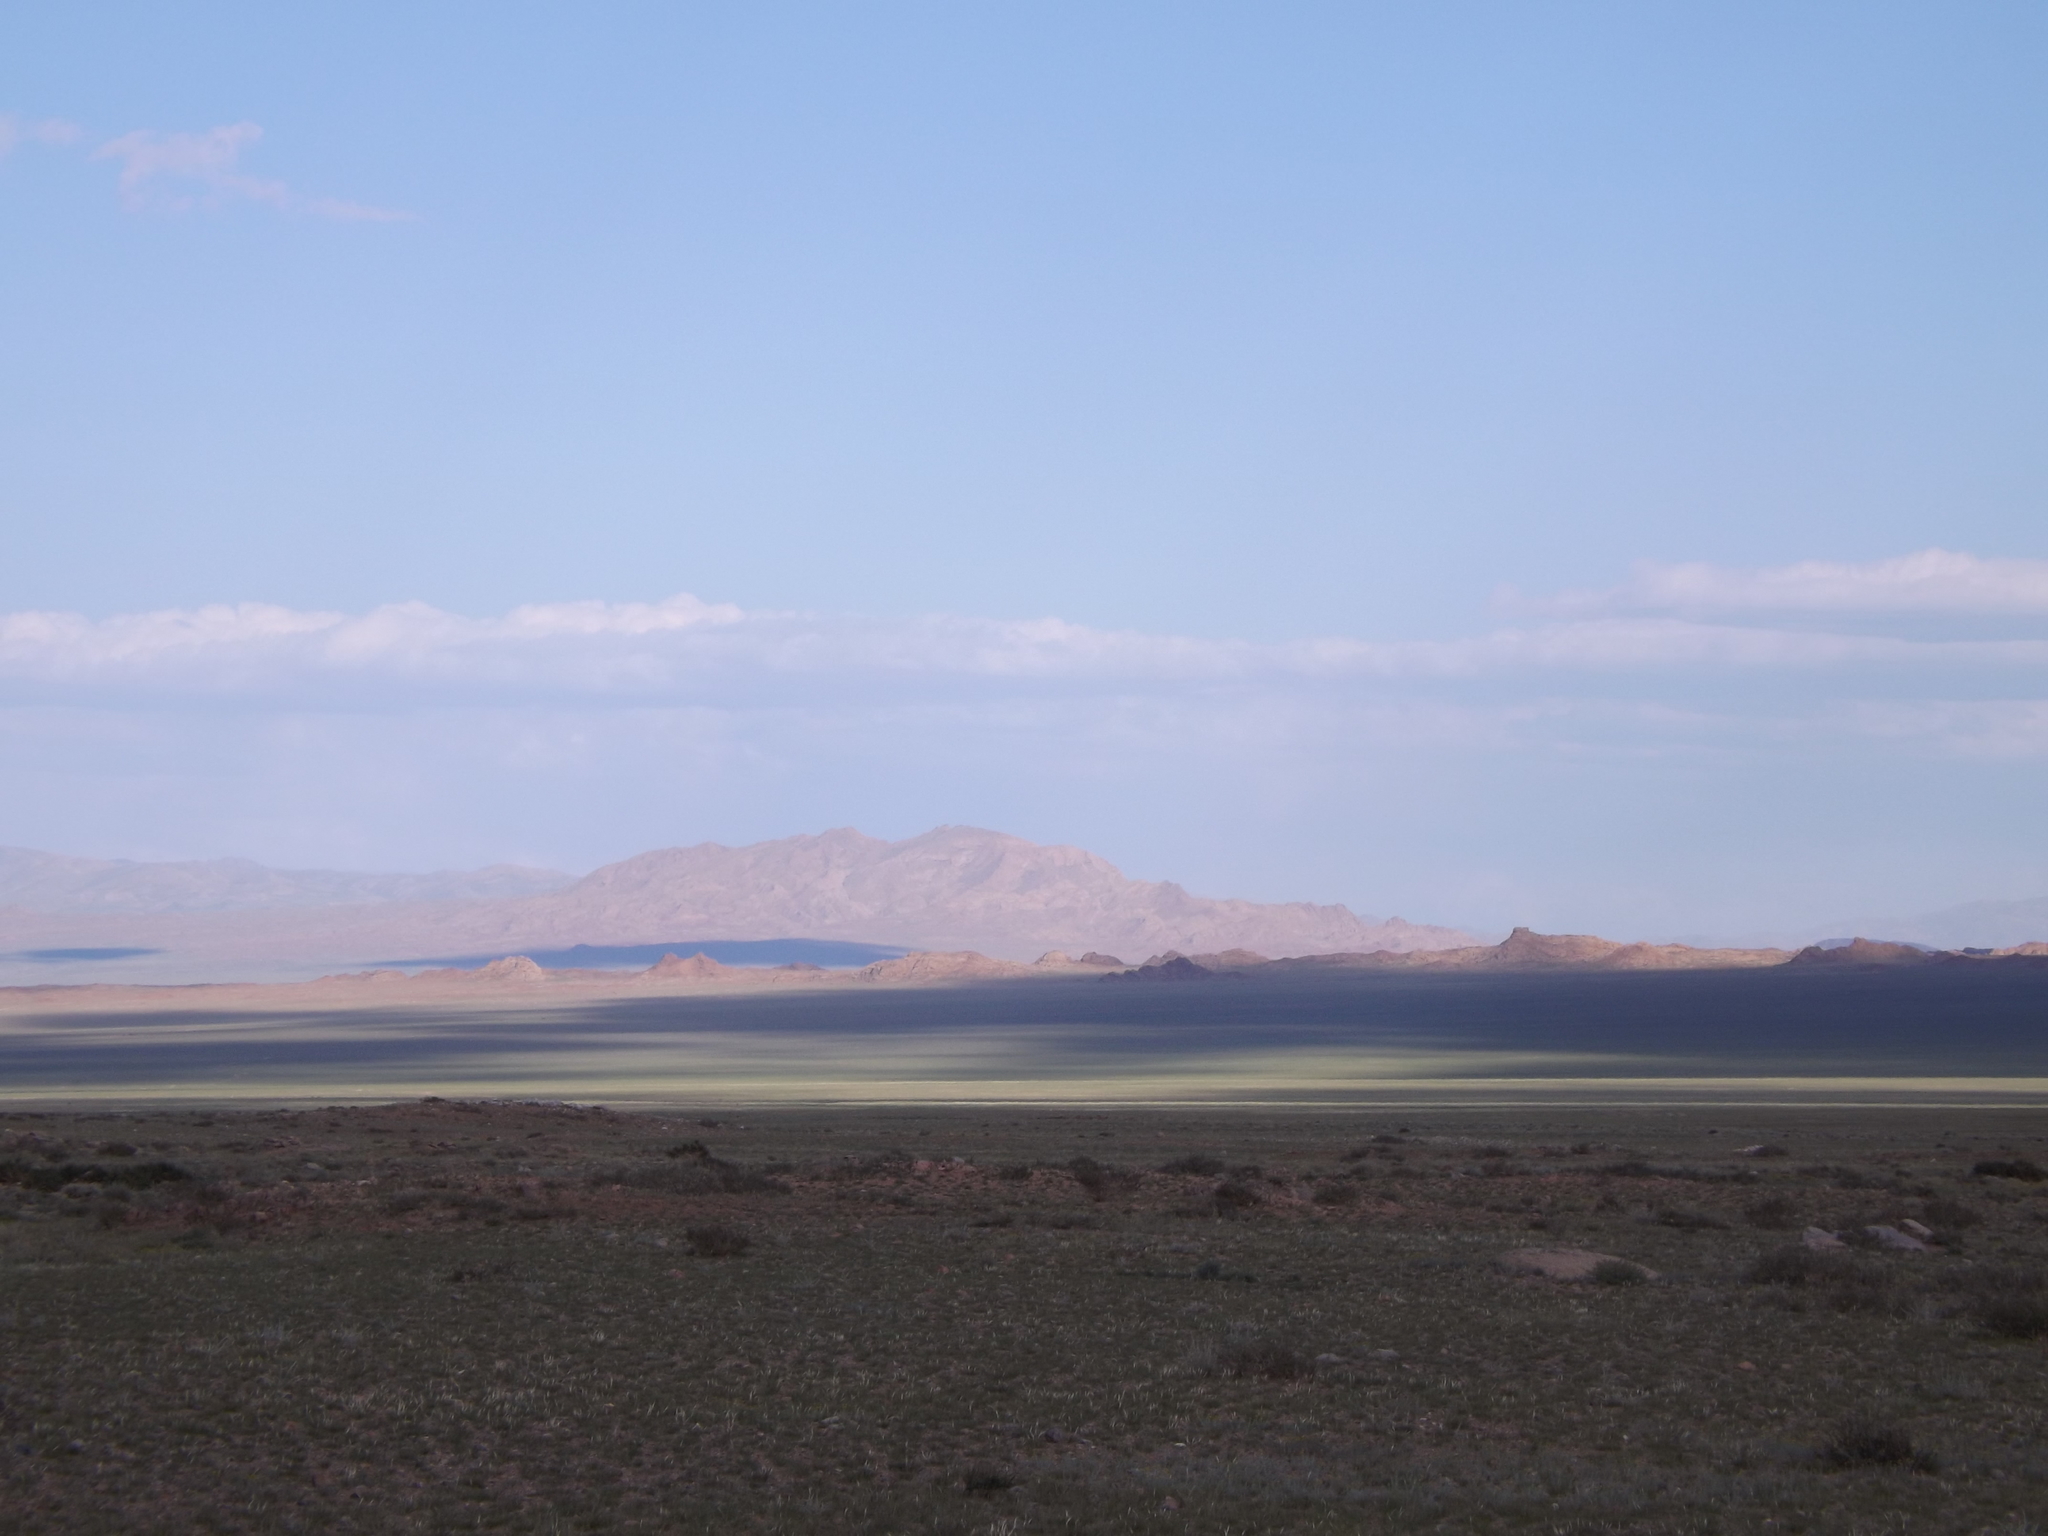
[684,1224,751,1257]
[1922,1198,1980,1230]
[1591,1259,1649,1286]
[1971,1158,2045,1182]
[961,1465,1017,1495]
[1160,1154,1224,1177]
[1746,1246,1899,1314]
[1067,1156,1108,1200]
[0,1159,190,1193]
[1311,1180,1360,1206]
[1212,1180,1262,1213]
[1213,1332,1312,1380]
[1959,1265,2048,1339]
[1656,1208,1729,1231]
[1820,1418,1937,1472]
[597,1159,788,1196]
[1744,1196,1801,1230]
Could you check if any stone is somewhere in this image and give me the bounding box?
[1864,1224,1928,1252]
[1801,1226,1847,1250]
[1497,1247,1660,1282]
[1899,1218,1934,1240]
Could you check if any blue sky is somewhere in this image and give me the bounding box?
[3,4,2046,943]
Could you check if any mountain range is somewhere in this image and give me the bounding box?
[0,826,1474,984]
[0,846,572,913]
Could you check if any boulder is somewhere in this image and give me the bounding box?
[1863,1224,1928,1252]
[1497,1248,1659,1282]
[1801,1227,1847,1251]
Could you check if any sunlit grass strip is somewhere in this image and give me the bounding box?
[5,1042,2048,1108]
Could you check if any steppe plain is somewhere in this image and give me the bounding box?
[4,952,2048,1533]
[7,1097,2048,1534]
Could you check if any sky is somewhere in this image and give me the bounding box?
[2,3,2046,944]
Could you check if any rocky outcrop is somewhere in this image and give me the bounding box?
[852,951,1036,984]
[1788,938,1933,967]
[1268,927,1791,973]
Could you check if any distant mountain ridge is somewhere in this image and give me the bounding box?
[0,826,1476,981]
[0,846,573,914]
[1848,895,2048,952]
[530,827,1472,960]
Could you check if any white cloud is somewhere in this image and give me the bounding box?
[1536,549,2048,617]
[0,114,81,158]
[2,580,2046,712]
[6,564,2047,940]
[0,114,417,220]
[93,122,285,210]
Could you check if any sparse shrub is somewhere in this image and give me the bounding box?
[511,1202,573,1220]
[1214,1331,1312,1380]
[1212,1180,1261,1213]
[995,1164,1033,1181]
[1591,1259,1647,1286]
[1746,1144,1790,1158]
[663,1140,710,1159]
[97,1142,136,1157]
[1160,1154,1224,1176]
[0,1158,190,1193]
[961,1465,1016,1494]
[1748,1245,1900,1313]
[684,1224,751,1257]
[1959,1265,2048,1338]
[1830,1167,1901,1191]
[827,1152,912,1183]
[1923,1198,1981,1230]
[1477,1146,1515,1159]
[1656,1208,1729,1231]
[1972,1158,2045,1182]
[597,1160,788,1196]
[1068,1157,1107,1200]
[1744,1196,1800,1230]
[383,1190,432,1214]
[1312,1181,1359,1206]
[1820,1418,1936,1472]
[1979,1295,2048,1339]
[1602,1160,1657,1178]
[1747,1246,1837,1286]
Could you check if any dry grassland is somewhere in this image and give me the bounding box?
[4,1099,2047,1533]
